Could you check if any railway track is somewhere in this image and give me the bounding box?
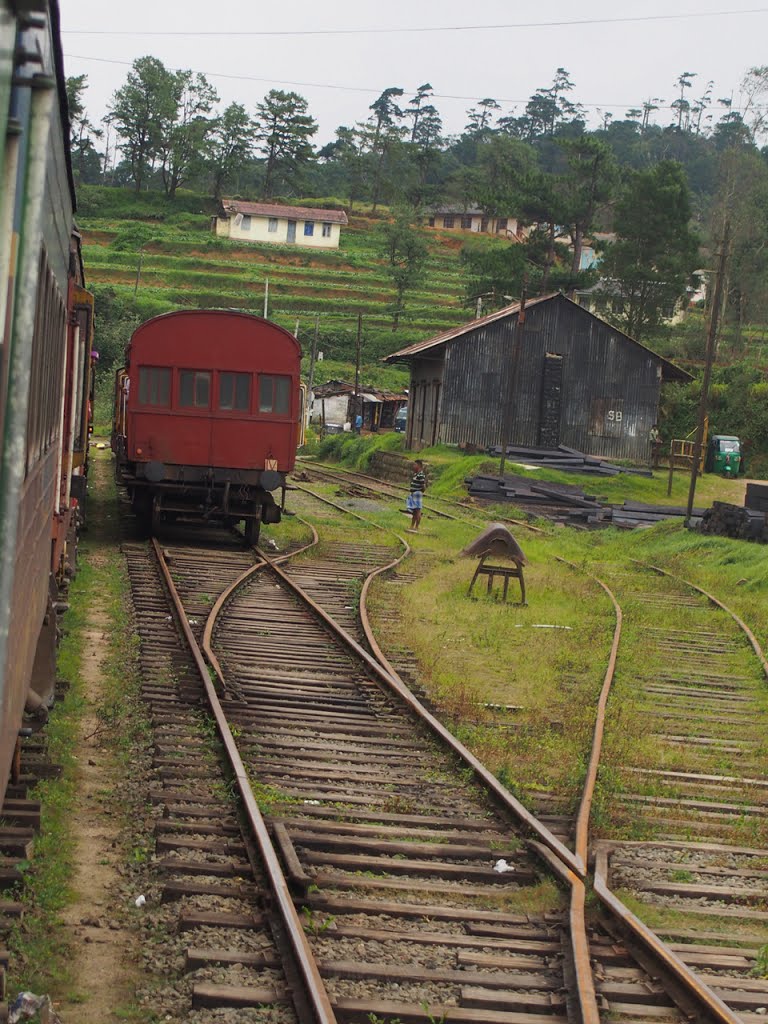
[583,560,768,1021]
[115,484,762,1023]
[299,460,545,533]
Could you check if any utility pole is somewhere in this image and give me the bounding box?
[499,285,527,479]
[307,314,319,430]
[133,250,144,297]
[263,277,269,319]
[685,217,730,525]
[354,314,362,431]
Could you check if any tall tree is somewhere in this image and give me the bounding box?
[108,56,180,192]
[362,87,406,210]
[206,102,256,200]
[503,69,583,139]
[66,74,102,183]
[404,84,443,200]
[318,125,367,207]
[599,161,699,339]
[671,71,696,131]
[556,137,618,279]
[379,210,429,329]
[465,98,501,135]
[159,71,218,198]
[741,66,768,140]
[254,90,317,197]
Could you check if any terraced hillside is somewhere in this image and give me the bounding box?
[78,187,477,356]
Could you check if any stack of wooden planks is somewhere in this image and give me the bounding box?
[486,444,653,477]
[698,500,767,541]
[465,473,705,529]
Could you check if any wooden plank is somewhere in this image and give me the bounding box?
[318,958,561,991]
[333,998,567,1024]
[179,910,262,932]
[185,948,279,970]
[191,984,286,1009]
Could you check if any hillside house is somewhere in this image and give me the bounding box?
[427,206,525,239]
[214,200,348,248]
[384,293,690,463]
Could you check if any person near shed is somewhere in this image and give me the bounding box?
[405,459,427,532]
[649,424,662,469]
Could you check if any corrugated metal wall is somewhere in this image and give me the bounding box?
[434,295,664,462]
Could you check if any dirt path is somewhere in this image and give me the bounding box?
[56,450,139,1022]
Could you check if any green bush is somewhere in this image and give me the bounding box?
[110,223,159,251]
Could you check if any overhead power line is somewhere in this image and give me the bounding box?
[61,8,768,37]
[63,53,760,112]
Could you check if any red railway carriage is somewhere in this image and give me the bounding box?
[113,309,301,541]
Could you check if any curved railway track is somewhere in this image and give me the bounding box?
[117,485,764,1023]
[299,460,546,533]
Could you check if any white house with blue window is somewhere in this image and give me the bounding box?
[214,199,348,249]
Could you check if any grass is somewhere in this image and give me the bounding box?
[312,432,752,509]
[8,449,145,1003]
[300,442,768,839]
[77,185,475,364]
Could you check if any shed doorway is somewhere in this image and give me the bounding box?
[287,220,297,243]
[538,353,563,448]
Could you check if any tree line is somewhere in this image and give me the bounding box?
[67,60,768,342]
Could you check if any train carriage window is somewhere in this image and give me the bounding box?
[138,367,171,406]
[179,370,211,408]
[219,372,251,411]
[259,375,291,415]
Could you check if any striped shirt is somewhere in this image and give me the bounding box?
[410,469,426,493]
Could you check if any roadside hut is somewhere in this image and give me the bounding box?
[383,293,691,462]
[310,380,408,431]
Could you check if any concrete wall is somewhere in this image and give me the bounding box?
[216,214,342,249]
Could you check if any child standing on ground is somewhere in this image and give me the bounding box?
[406,459,426,532]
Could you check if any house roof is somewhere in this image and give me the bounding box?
[430,204,515,218]
[383,292,692,383]
[312,379,407,401]
[220,200,348,225]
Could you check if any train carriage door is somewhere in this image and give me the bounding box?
[538,352,563,449]
[286,220,296,244]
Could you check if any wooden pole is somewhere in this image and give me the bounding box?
[306,314,319,429]
[499,286,527,479]
[685,218,730,524]
[354,313,362,431]
[133,250,144,297]
[263,277,269,319]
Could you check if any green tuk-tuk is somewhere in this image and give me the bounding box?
[705,435,742,476]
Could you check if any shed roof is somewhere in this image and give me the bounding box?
[384,292,692,382]
[220,199,348,224]
[312,379,407,401]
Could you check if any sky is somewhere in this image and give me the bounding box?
[58,1,768,144]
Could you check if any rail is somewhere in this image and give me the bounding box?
[301,459,546,532]
[634,559,768,679]
[554,557,623,867]
[593,844,741,1024]
[150,538,338,1024]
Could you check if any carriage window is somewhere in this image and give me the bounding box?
[138,367,171,406]
[259,375,291,415]
[219,372,251,411]
[179,370,211,408]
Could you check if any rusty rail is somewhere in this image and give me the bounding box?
[150,538,338,1024]
[301,460,545,532]
[593,844,742,1024]
[555,557,622,867]
[633,559,768,679]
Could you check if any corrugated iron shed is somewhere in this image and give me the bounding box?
[384,293,692,462]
